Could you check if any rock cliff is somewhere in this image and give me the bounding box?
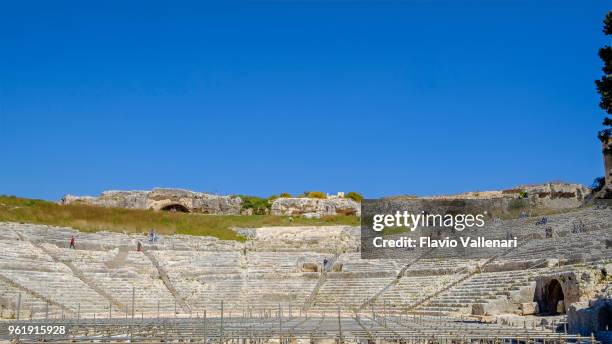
[61,188,242,215]
[270,197,360,217]
[399,182,590,210]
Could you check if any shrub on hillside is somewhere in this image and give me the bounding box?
[279,192,292,198]
[304,191,327,199]
[238,195,270,215]
[345,191,363,202]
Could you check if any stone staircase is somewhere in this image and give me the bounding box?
[302,254,339,312]
[143,249,190,313]
[38,244,125,312]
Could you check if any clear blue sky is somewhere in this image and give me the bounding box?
[1,1,610,200]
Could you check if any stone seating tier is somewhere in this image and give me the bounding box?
[0,206,609,319]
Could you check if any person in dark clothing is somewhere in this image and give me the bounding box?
[69,236,76,249]
[137,241,142,252]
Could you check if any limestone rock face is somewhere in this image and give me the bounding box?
[517,183,590,209]
[60,188,242,215]
[405,182,591,210]
[62,191,149,209]
[247,225,359,252]
[519,302,538,315]
[270,197,360,217]
[421,183,588,200]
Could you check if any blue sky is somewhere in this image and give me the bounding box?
[1,1,610,200]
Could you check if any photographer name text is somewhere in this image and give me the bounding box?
[372,236,518,248]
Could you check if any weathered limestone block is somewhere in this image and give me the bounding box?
[472,298,516,316]
[331,262,343,272]
[301,262,320,272]
[557,300,566,314]
[472,282,536,316]
[270,198,360,217]
[519,302,538,315]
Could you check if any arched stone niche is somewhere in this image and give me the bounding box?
[534,272,581,315]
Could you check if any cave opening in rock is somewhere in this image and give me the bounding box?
[598,304,612,331]
[160,204,190,213]
[543,279,565,315]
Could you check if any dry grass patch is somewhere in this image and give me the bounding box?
[0,195,359,242]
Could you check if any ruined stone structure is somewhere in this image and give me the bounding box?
[270,197,361,217]
[425,182,589,208]
[387,183,590,212]
[61,188,242,215]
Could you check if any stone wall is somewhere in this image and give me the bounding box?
[270,197,360,217]
[518,183,589,209]
[392,182,590,211]
[60,188,242,215]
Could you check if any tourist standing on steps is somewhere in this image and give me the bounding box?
[137,241,142,252]
[323,257,328,271]
[69,236,76,249]
[148,228,156,243]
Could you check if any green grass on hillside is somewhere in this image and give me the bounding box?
[0,196,360,242]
